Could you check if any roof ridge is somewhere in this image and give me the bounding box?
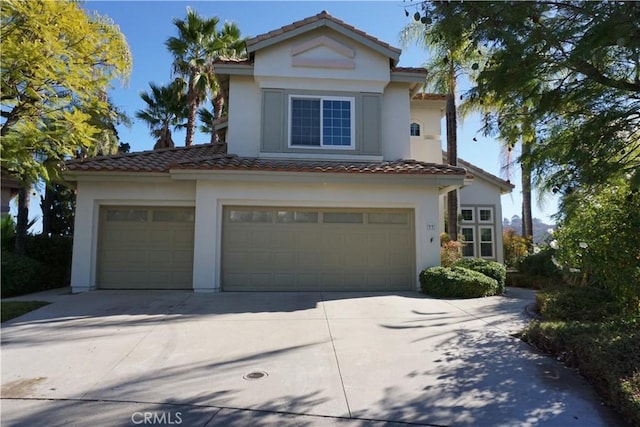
[245,10,401,57]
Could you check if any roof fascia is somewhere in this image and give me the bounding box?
[212,63,255,76]
[247,19,401,65]
[63,171,171,183]
[391,71,426,83]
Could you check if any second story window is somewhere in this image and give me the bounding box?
[410,122,421,136]
[289,96,355,149]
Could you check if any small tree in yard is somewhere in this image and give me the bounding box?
[1,0,131,253]
[553,179,640,315]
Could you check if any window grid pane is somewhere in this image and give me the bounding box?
[410,122,420,136]
[291,99,321,146]
[323,212,363,224]
[479,209,492,222]
[461,209,473,222]
[480,228,493,242]
[322,99,351,146]
[480,243,493,257]
[461,227,475,257]
[106,209,148,222]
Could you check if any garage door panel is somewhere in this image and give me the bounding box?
[274,230,296,246]
[98,207,194,290]
[345,252,367,267]
[390,252,412,267]
[222,207,415,291]
[172,250,194,265]
[274,252,295,268]
[252,231,274,247]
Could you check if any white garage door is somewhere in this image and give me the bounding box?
[222,207,415,291]
[98,207,195,289]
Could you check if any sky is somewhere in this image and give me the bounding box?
[17,0,560,227]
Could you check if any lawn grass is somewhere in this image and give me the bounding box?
[522,287,640,426]
[1,301,49,322]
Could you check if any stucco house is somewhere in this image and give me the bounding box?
[65,11,512,293]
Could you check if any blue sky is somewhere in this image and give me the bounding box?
[71,1,557,223]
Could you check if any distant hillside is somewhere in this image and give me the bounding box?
[503,215,555,244]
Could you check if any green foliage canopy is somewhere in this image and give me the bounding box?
[1,0,132,183]
[554,179,640,314]
[410,1,640,192]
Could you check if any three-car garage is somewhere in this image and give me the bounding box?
[97,205,415,291]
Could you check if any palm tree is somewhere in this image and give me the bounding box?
[400,20,481,241]
[135,80,187,150]
[462,87,539,246]
[197,104,217,144]
[165,8,245,147]
[211,22,246,125]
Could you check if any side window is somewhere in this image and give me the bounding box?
[410,122,421,136]
[478,207,493,223]
[461,208,474,222]
[461,227,475,257]
[479,226,494,258]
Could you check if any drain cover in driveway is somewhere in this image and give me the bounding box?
[243,371,268,380]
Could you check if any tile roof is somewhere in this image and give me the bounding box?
[442,151,514,192]
[173,155,467,176]
[245,11,401,58]
[65,144,227,173]
[65,144,467,177]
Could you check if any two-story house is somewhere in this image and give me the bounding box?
[65,11,512,293]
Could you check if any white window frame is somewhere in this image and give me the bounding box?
[478,207,494,224]
[288,95,355,150]
[410,122,421,136]
[479,226,495,258]
[460,207,475,223]
[460,226,476,258]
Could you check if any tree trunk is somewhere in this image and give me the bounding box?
[40,184,54,237]
[15,184,30,255]
[185,76,197,147]
[521,141,533,245]
[213,93,225,144]
[446,89,458,241]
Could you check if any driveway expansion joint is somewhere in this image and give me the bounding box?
[320,292,353,419]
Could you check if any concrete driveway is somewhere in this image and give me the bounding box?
[1,289,621,426]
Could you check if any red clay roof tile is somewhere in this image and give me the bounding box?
[172,155,467,176]
[65,144,466,177]
[245,11,401,58]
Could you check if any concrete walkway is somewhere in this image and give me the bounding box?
[1,289,621,426]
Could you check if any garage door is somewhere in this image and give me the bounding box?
[98,207,195,289]
[222,207,415,291]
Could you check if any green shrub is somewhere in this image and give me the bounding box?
[517,248,561,278]
[503,228,530,267]
[554,179,640,315]
[25,235,73,287]
[454,258,507,294]
[1,252,45,298]
[523,318,640,426]
[505,271,557,290]
[419,266,499,298]
[535,286,626,322]
[1,215,16,251]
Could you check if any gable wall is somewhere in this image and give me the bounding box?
[409,101,444,163]
[459,179,506,262]
[253,28,390,92]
